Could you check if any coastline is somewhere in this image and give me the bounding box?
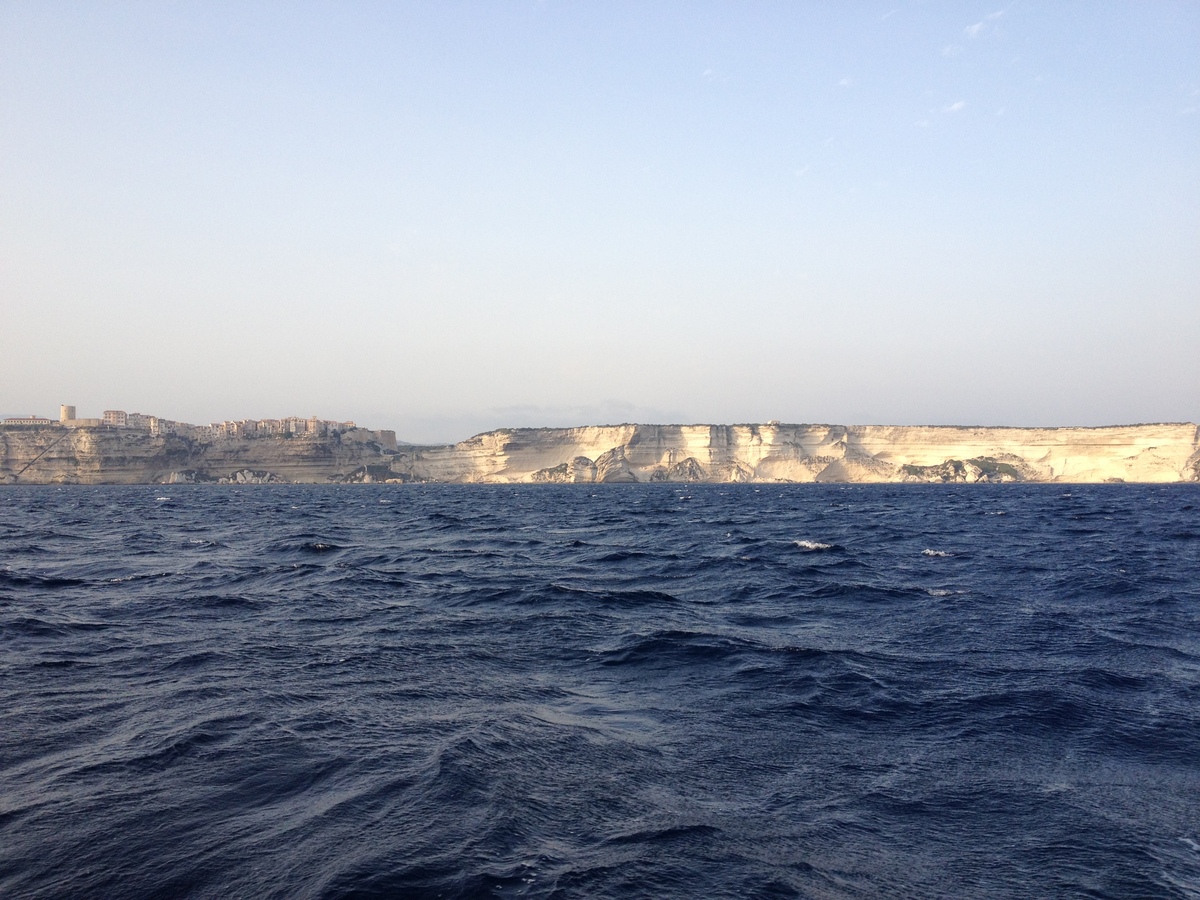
[3,422,1198,485]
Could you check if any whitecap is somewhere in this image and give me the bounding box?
[927,589,954,597]
[795,540,834,552]
[155,496,171,502]
[922,549,952,557]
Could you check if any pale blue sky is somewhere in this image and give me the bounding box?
[2,2,1197,442]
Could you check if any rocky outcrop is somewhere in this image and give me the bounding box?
[3,422,1198,485]
[649,457,707,483]
[900,456,1026,483]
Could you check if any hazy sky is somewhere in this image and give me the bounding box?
[2,2,1197,442]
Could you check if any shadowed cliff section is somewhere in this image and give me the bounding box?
[0,426,402,485]
[3,422,1199,485]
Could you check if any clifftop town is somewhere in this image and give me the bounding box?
[1,405,399,484]
[2,408,1198,485]
[4,404,393,445]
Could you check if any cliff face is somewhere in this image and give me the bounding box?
[3,422,1198,485]
[0,427,397,485]
[390,423,1200,485]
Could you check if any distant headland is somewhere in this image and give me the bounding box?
[2,405,1198,485]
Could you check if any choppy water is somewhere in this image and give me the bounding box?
[1,484,1198,899]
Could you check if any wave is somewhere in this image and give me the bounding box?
[2,482,1196,899]
[0,570,88,589]
[794,540,836,552]
[599,629,764,667]
[2,615,114,637]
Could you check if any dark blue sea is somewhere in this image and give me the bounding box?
[1,484,1198,899]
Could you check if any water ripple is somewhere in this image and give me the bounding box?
[1,483,1198,899]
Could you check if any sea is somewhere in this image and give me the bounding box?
[1,484,1198,899]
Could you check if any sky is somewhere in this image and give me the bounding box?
[2,2,1197,443]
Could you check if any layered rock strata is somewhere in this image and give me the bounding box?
[390,423,1200,484]
[0,427,398,485]
[3,422,1197,485]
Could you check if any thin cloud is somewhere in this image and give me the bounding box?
[965,6,1010,38]
[943,101,966,113]
[838,77,853,87]
[941,45,962,57]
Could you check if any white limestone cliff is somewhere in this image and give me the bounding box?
[390,423,1200,484]
[3,422,1198,485]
